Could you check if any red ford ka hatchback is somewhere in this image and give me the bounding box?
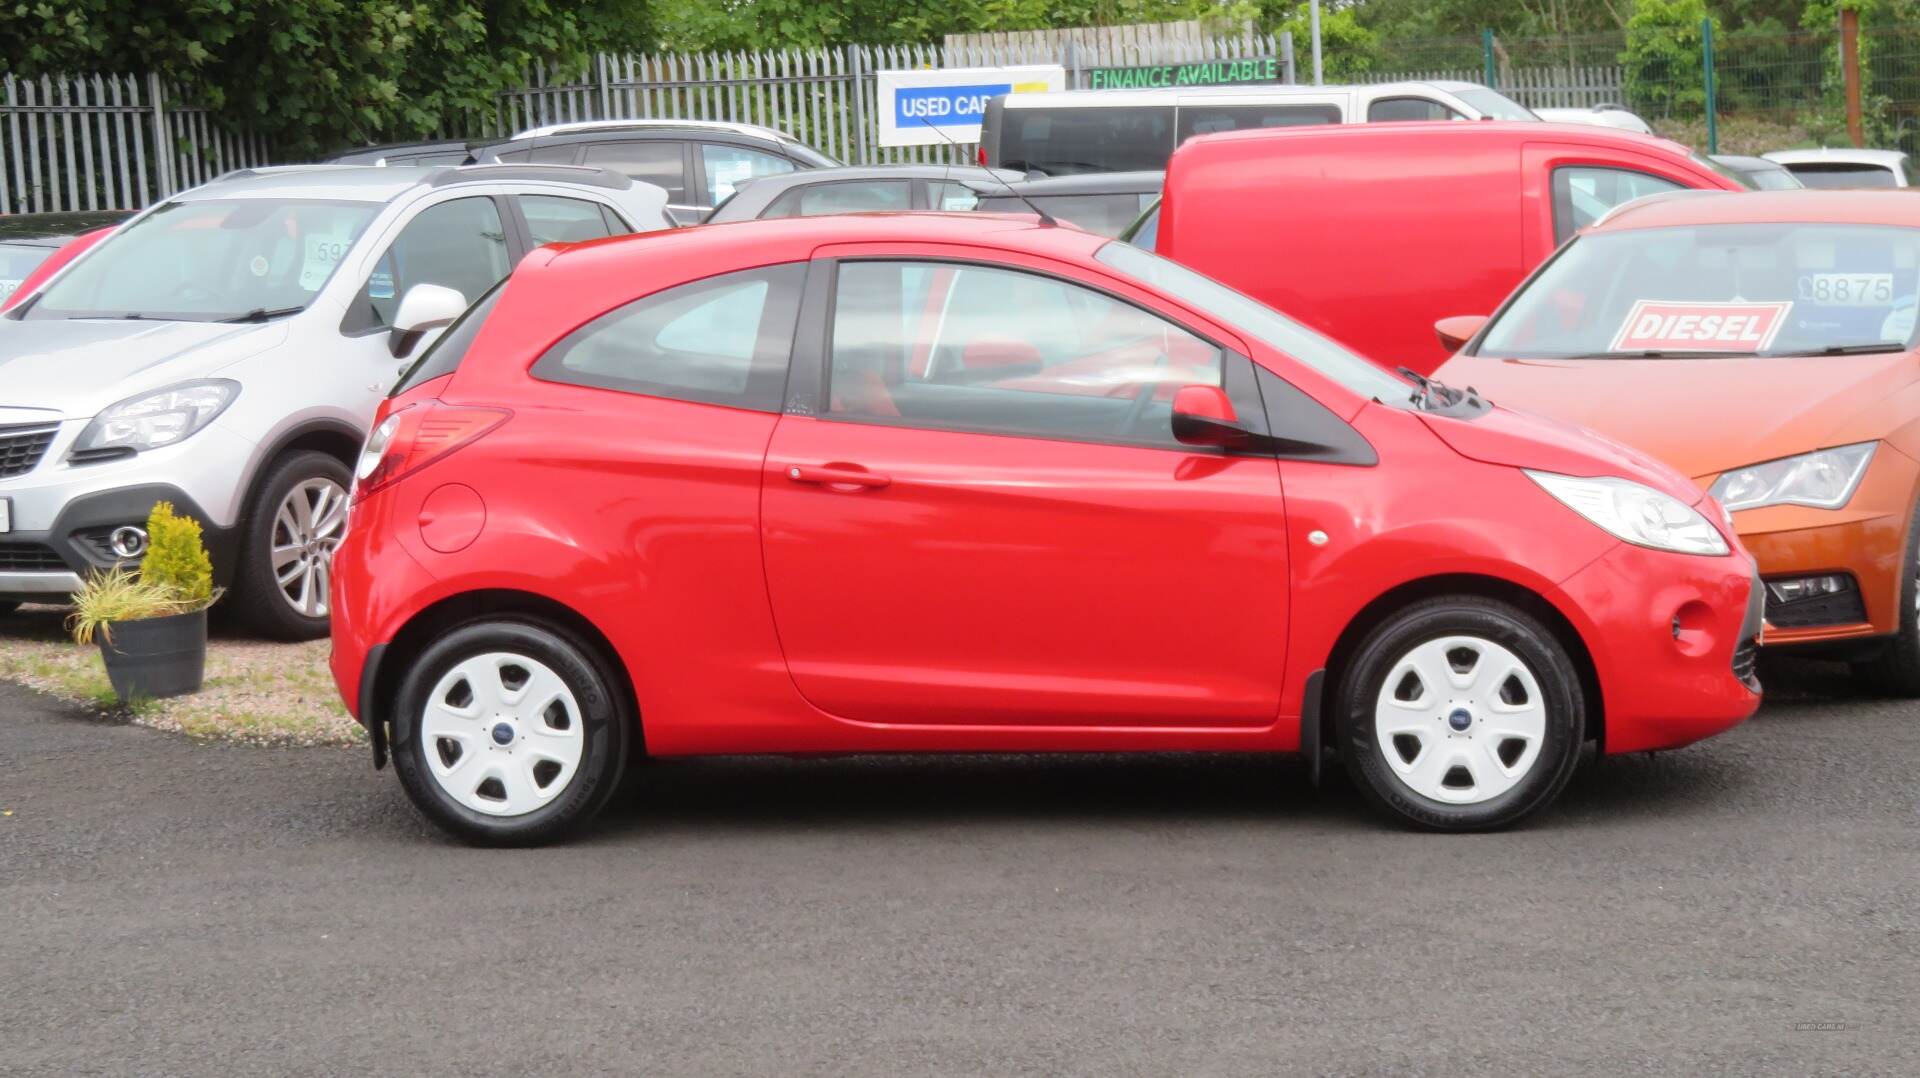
[328,213,1762,845]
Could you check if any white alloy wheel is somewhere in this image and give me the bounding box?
[270,477,347,618]
[1373,635,1547,805]
[419,652,586,816]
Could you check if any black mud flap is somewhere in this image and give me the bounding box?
[1300,668,1326,788]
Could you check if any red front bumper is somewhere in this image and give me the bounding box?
[1554,541,1763,755]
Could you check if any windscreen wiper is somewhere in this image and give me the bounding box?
[1764,342,1907,357]
[1396,365,1469,410]
[218,305,305,323]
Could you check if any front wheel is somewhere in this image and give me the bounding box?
[230,450,353,641]
[391,621,630,846]
[1853,497,1920,696]
[1336,596,1586,831]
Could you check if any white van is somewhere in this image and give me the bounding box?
[978,81,1537,175]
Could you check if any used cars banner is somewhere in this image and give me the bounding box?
[877,65,1066,147]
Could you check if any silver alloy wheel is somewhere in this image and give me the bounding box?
[1373,635,1547,805]
[420,652,585,817]
[269,477,347,618]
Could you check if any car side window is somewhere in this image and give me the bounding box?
[582,141,688,204]
[827,260,1223,448]
[1367,97,1465,122]
[354,196,511,331]
[927,181,980,211]
[1551,166,1684,245]
[763,180,911,219]
[521,195,622,245]
[530,263,805,412]
[701,144,797,206]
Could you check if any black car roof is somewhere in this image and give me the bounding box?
[321,140,472,164]
[969,170,1166,195]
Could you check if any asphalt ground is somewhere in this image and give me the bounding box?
[1,658,1915,1076]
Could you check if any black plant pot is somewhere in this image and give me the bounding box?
[97,609,207,701]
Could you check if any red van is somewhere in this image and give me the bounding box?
[1133,122,1746,373]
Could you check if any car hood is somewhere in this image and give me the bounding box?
[1419,400,1706,505]
[1433,351,1915,481]
[0,317,284,419]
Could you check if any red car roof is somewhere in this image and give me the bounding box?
[543,211,1112,273]
[1180,119,1700,161]
[1596,188,1920,232]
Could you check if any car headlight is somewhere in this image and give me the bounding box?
[73,379,239,456]
[1527,470,1730,556]
[1708,443,1877,512]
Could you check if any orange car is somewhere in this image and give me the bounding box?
[1434,190,1920,691]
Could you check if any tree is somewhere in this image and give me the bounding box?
[0,2,656,156]
[1624,0,1716,118]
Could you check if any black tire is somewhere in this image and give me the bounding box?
[390,620,631,846]
[230,450,353,641]
[1336,596,1586,832]
[1853,497,1920,696]
[0,601,18,617]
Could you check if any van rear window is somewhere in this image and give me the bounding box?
[999,107,1173,175]
[1175,104,1340,140]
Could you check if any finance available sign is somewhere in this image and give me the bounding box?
[877,65,1066,147]
[1088,57,1282,90]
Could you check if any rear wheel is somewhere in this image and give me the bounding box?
[1854,497,1920,696]
[391,620,630,846]
[230,451,352,641]
[1337,596,1585,831]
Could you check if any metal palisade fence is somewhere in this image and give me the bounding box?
[1,72,274,214]
[498,34,1294,166]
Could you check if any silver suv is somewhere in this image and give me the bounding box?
[0,164,669,638]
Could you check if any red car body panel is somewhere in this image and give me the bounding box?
[1153,122,1744,375]
[329,214,1758,762]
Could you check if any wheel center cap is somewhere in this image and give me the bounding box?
[1447,707,1473,732]
[491,721,515,746]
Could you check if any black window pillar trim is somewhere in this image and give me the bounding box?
[783,257,836,418]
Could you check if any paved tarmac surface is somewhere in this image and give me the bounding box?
[1,660,1916,1076]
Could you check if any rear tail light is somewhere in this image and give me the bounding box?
[352,402,511,500]
[975,146,987,167]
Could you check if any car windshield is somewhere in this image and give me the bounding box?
[1749,167,1804,191]
[1453,87,1538,121]
[1096,241,1413,405]
[0,242,55,304]
[1478,223,1920,359]
[26,198,382,322]
[1789,163,1900,189]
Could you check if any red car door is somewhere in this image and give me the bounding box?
[760,248,1290,729]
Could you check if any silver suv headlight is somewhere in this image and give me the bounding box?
[72,379,239,457]
[1527,470,1730,556]
[1708,443,1877,512]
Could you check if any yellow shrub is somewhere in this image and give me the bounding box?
[138,501,214,607]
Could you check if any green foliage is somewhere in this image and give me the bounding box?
[1260,2,1378,80]
[0,2,656,156]
[139,501,215,608]
[67,568,193,645]
[1624,0,1716,119]
[658,0,1250,52]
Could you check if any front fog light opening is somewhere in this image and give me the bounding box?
[108,525,149,559]
[1765,574,1854,605]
